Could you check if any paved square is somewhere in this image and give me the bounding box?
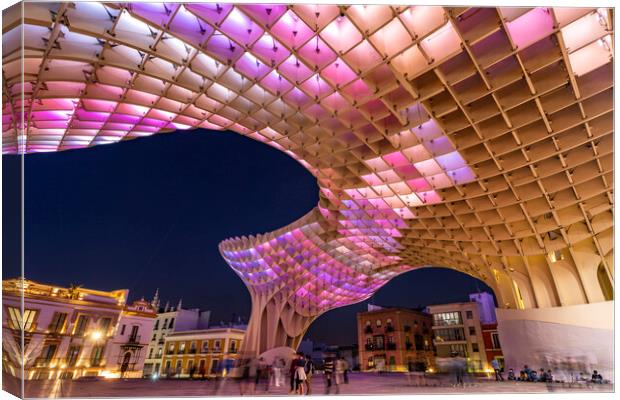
[4,372,612,398]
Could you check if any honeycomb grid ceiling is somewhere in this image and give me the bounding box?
[2,3,614,314]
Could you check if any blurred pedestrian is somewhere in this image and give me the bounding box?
[289,354,298,394]
[491,358,503,381]
[323,354,335,394]
[294,352,307,395]
[304,354,315,395]
[272,357,284,387]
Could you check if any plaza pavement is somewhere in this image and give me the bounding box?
[4,372,613,398]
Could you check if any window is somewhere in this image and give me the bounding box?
[179,342,186,353]
[73,315,89,336]
[49,312,68,334]
[7,307,37,331]
[154,320,160,330]
[366,337,373,345]
[375,319,382,327]
[99,317,112,334]
[211,359,219,374]
[229,341,237,353]
[148,348,154,358]
[91,345,105,366]
[120,324,126,335]
[167,343,175,354]
[491,333,501,349]
[466,311,473,319]
[374,335,384,349]
[187,360,194,373]
[414,334,424,351]
[469,327,476,335]
[389,356,396,366]
[42,344,57,361]
[157,347,163,358]
[433,312,462,326]
[472,343,479,353]
[202,341,209,353]
[214,340,221,351]
[152,333,157,341]
[165,360,171,373]
[449,344,468,357]
[129,325,139,341]
[189,341,196,353]
[387,335,395,343]
[67,346,81,367]
[434,328,465,342]
[175,360,182,372]
[163,319,168,329]
[168,318,175,329]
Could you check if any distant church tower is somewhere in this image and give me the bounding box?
[151,288,160,310]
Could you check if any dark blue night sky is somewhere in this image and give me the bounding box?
[2,129,492,345]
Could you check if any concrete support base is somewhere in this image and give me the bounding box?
[497,301,613,381]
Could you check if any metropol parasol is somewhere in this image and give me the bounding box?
[2,3,614,373]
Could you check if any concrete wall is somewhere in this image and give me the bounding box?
[497,301,613,382]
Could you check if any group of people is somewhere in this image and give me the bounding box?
[504,365,554,382]
[289,352,350,395]
[237,352,350,395]
[495,363,606,385]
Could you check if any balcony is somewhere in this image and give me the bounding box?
[364,326,373,334]
[385,325,395,333]
[386,343,396,350]
[229,348,238,354]
[364,344,375,351]
[158,338,165,344]
[34,357,54,367]
[127,335,141,344]
[189,348,196,354]
[405,342,413,351]
[91,357,103,367]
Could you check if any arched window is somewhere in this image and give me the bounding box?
[375,319,382,327]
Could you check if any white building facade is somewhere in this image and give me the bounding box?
[2,278,156,380]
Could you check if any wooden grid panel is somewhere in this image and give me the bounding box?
[2,4,614,314]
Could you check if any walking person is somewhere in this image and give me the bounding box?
[342,357,350,384]
[289,354,299,394]
[323,355,335,395]
[272,357,284,388]
[304,354,315,395]
[450,351,464,387]
[335,357,346,392]
[294,352,308,395]
[491,358,504,381]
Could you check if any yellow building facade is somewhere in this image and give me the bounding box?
[160,328,244,378]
